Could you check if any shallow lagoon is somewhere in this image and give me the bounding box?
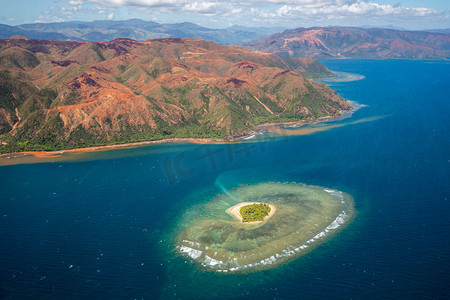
[176,182,354,272]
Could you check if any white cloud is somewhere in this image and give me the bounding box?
[68,0,84,5]
[53,0,449,29]
[72,0,444,16]
[0,16,15,22]
[34,2,116,23]
[269,1,440,18]
[182,1,223,14]
[87,0,183,7]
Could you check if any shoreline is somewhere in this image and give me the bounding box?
[0,106,359,165]
[226,202,277,223]
[0,120,307,160]
[0,137,225,159]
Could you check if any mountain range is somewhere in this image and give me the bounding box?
[0,36,348,153]
[244,27,450,59]
[0,19,283,46]
[2,20,449,60]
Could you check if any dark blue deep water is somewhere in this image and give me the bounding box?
[1,60,449,299]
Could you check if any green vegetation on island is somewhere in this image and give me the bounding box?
[240,203,271,222]
[177,182,354,272]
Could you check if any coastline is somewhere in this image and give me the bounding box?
[0,106,359,166]
[226,202,277,223]
[0,120,307,161]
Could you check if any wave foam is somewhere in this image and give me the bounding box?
[179,245,203,260]
[324,188,346,203]
[178,211,349,272]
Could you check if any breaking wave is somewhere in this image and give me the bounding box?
[174,182,354,273]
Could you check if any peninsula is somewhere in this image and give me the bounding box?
[0,37,350,154]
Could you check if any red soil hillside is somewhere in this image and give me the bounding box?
[244,27,450,59]
[0,37,350,153]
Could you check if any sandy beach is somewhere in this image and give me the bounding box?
[0,123,277,165]
[0,110,360,166]
[0,137,228,165]
[226,202,277,223]
[0,119,312,161]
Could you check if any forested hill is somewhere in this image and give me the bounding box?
[0,36,350,153]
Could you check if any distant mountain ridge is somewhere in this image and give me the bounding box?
[0,37,348,153]
[3,20,448,59]
[0,19,283,46]
[244,27,450,59]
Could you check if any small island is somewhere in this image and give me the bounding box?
[177,182,354,273]
[227,202,276,223]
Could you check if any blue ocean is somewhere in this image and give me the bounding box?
[0,60,449,299]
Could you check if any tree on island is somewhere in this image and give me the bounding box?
[240,203,271,222]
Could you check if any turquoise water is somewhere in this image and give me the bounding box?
[0,60,449,299]
[176,182,354,273]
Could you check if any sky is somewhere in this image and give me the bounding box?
[0,0,449,30]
